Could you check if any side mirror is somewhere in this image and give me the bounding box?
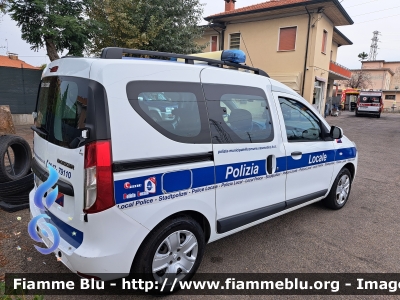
[330,126,343,139]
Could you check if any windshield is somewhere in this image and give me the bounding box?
[35,76,89,149]
[360,96,381,104]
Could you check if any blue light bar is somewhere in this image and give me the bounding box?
[221,50,246,64]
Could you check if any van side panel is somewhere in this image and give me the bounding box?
[89,61,216,234]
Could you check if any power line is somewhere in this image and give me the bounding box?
[352,5,400,17]
[345,0,381,9]
[353,13,400,24]
[239,31,254,67]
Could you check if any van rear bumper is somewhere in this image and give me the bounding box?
[357,111,380,115]
[29,190,150,281]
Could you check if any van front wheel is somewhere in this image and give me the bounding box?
[131,216,205,291]
[323,168,352,210]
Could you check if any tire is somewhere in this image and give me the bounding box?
[377,113,381,118]
[0,135,32,183]
[355,110,359,117]
[0,200,29,212]
[323,168,352,210]
[0,172,34,197]
[0,189,30,204]
[130,216,205,293]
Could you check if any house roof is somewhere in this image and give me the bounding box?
[205,0,354,26]
[362,60,400,63]
[333,27,352,46]
[0,55,40,69]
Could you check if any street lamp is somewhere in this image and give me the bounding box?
[394,86,399,112]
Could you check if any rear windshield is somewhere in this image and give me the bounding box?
[360,96,381,104]
[35,76,89,149]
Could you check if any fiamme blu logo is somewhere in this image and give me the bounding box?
[28,165,61,255]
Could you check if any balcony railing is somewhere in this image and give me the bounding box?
[329,61,352,79]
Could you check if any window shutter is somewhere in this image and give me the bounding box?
[322,30,328,53]
[230,33,241,49]
[279,27,297,51]
[211,36,218,52]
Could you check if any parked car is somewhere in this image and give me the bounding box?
[138,92,178,122]
[30,48,358,286]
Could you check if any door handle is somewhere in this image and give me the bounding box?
[266,155,276,175]
[291,151,302,156]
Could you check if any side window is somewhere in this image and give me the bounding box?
[279,97,324,142]
[127,81,211,144]
[203,84,274,144]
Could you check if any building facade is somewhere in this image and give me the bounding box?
[196,0,354,115]
[356,61,399,108]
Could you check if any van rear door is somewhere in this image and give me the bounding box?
[32,75,110,250]
[358,92,382,114]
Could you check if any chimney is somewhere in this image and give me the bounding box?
[8,53,18,60]
[225,0,236,12]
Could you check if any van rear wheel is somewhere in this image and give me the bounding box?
[131,216,205,292]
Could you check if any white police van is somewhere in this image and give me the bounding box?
[30,47,358,283]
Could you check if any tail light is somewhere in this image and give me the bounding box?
[84,141,114,214]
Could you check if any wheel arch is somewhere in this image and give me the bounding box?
[130,210,211,273]
[343,162,356,182]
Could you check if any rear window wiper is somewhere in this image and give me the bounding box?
[31,125,48,136]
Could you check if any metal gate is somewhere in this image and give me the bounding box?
[0,66,42,114]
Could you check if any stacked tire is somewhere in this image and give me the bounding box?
[0,135,33,212]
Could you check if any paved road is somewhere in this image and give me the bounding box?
[1,112,400,299]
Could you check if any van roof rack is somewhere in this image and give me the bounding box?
[100,47,269,78]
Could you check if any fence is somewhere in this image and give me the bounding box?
[0,66,42,114]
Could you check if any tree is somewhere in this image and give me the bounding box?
[0,0,9,20]
[39,63,47,70]
[344,70,372,89]
[87,0,206,55]
[358,52,368,61]
[0,0,9,13]
[8,0,98,61]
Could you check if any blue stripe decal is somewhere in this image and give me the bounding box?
[216,159,266,183]
[41,208,83,249]
[114,147,357,207]
[287,150,336,171]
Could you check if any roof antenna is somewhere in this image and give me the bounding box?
[239,31,254,67]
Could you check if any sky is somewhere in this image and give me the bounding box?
[0,0,399,69]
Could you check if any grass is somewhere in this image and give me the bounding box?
[0,281,44,300]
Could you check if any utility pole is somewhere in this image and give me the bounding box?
[368,31,380,61]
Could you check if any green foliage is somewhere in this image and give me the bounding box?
[87,0,206,55]
[0,0,9,13]
[358,52,368,61]
[0,280,44,300]
[8,0,100,60]
[39,63,47,70]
